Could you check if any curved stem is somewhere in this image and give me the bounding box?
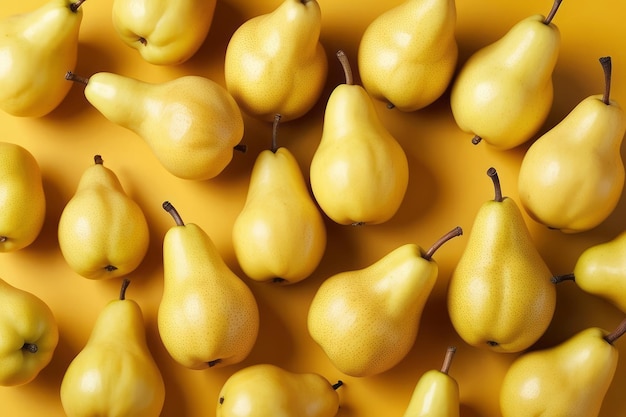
[65,71,89,85]
[336,50,354,86]
[423,226,463,261]
[22,343,38,353]
[543,0,563,25]
[119,278,130,300]
[271,114,282,153]
[487,167,503,202]
[70,0,87,12]
[604,316,626,345]
[599,56,612,105]
[332,380,344,390]
[551,273,575,284]
[162,201,185,226]
[440,346,457,375]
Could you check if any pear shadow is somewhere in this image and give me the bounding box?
[460,404,487,417]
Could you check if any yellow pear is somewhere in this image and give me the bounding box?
[112,0,216,65]
[0,142,46,252]
[224,0,327,122]
[232,115,327,284]
[499,318,626,417]
[447,167,556,353]
[308,226,462,377]
[216,363,343,417]
[358,0,458,112]
[0,277,58,386]
[518,56,625,233]
[402,346,460,417]
[449,0,562,149]
[66,71,245,180]
[309,50,409,225]
[60,279,165,417]
[158,201,259,369]
[0,0,85,117]
[58,155,150,280]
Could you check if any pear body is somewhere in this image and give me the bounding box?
[447,197,556,352]
[0,0,82,117]
[0,277,59,386]
[232,147,327,284]
[309,84,409,225]
[499,327,618,417]
[83,73,244,180]
[224,0,327,122]
[0,142,46,252]
[58,157,150,279]
[216,363,340,417]
[358,0,458,111]
[402,369,460,417]
[158,219,260,369]
[308,243,437,377]
[518,94,626,233]
[60,292,165,417]
[112,0,216,65]
[450,15,560,149]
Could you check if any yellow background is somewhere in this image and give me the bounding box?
[1,0,626,416]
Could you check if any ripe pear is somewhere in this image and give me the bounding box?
[518,56,626,233]
[66,71,244,180]
[112,0,216,65]
[499,317,626,417]
[0,277,59,386]
[58,155,150,280]
[232,115,327,284]
[224,0,327,122]
[447,167,556,353]
[402,346,460,417]
[216,363,343,417]
[158,201,259,369]
[450,0,562,149]
[308,226,462,377]
[309,50,409,225]
[358,0,458,112]
[60,279,165,417]
[0,0,85,117]
[0,142,46,252]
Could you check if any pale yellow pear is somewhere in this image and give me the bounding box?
[310,51,409,225]
[224,0,327,122]
[308,227,462,377]
[447,168,556,353]
[58,155,149,280]
[0,142,46,252]
[66,72,244,180]
[158,202,259,369]
[60,279,165,417]
[358,0,458,111]
[232,116,327,284]
[518,56,625,233]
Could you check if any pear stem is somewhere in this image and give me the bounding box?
[440,346,457,375]
[604,316,626,345]
[162,201,185,226]
[423,226,463,261]
[208,359,222,367]
[332,380,344,390]
[471,135,482,145]
[70,0,87,12]
[336,50,354,86]
[543,0,563,25]
[119,278,130,300]
[65,71,89,85]
[487,167,503,202]
[22,343,38,353]
[599,56,612,105]
[94,155,103,165]
[271,114,282,153]
[551,273,575,284]
[234,143,247,153]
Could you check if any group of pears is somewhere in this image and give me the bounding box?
[2,0,626,416]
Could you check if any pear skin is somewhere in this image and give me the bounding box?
[447,168,556,353]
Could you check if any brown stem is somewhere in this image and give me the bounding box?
[332,380,344,390]
[162,201,185,226]
[22,343,38,353]
[487,167,503,202]
[65,71,89,85]
[599,56,612,105]
[69,0,87,13]
[551,273,575,284]
[423,226,463,261]
[471,135,482,145]
[208,359,222,367]
[440,346,457,375]
[94,155,104,165]
[336,50,354,86]
[604,316,626,345]
[543,0,563,25]
[234,143,247,153]
[271,114,282,153]
[119,278,130,300]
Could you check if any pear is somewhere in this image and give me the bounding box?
[309,50,409,225]
[112,0,216,65]
[66,72,245,180]
[0,277,59,386]
[0,142,46,252]
[158,201,260,369]
[60,279,165,417]
[216,363,343,417]
[58,155,150,280]
[402,346,460,417]
[447,167,556,353]
[232,115,327,284]
[449,0,562,149]
[358,0,458,112]
[518,56,626,233]
[0,0,85,117]
[499,317,626,417]
[224,0,327,122]
[307,226,462,377]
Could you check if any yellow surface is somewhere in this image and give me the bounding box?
[1,0,626,416]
